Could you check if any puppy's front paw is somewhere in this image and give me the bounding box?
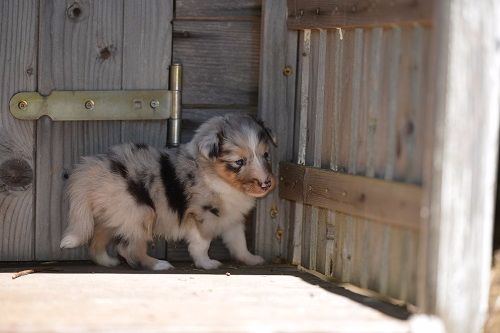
[153,260,175,271]
[242,254,265,266]
[195,259,222,270]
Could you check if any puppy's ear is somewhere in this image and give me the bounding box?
[198,130,224,160]
[252,116,278,147]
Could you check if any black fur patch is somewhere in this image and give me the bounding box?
[133,143,149,150]
[110,159,128,178]
[208,144,218,159]
[208,131,226,159]
[202,205,220,217]
[186,172,196,186]
[159,153,188,222]
[127,179,155,210]
[258,129,268,143]
[114,235,129,247]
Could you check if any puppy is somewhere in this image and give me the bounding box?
[60,115,276,270]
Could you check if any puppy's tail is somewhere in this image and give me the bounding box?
[60,175,94,249]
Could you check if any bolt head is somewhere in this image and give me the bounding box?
[150,100,160,108]
[18,100,28,110]
[283,66,293,76]
[84,100,95,110]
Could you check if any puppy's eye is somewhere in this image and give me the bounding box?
[235,159,245,166]
[263,152,269,159]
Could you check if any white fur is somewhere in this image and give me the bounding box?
[93,252,121,268]
[153,260,174,271]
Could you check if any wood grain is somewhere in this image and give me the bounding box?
[420,1,500,332]
[173,20,260,106]
[121,0,172,147]
[36,0,125,260]
[180,107,256,142]
[176,0,261,19]
[287,0,432,29]
[254,0,297,261]
[290,29,310,265]
[0,0,38,260]
[279,162,422,230]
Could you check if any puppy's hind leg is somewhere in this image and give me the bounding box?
[117,239,173,271]
[89,224,120,267]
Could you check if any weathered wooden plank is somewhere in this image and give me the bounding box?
[365,27,383,178]
[290,29,310,265]
[287,0,433,29]
[0,0,37,260]
[420,1,500,332]
[279,162,422,229]
[254,0,297,262]
[172,20,260,106]
[180,107,256,143]
[176,0,261,19]
[36,0,124,260]
[121,0,172,147]
[336,29,355,174]
[307,29,327,271]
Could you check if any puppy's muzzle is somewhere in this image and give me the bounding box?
[256,177,273,190]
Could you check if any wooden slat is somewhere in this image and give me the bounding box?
[287,0,433,30]
[121,0,172,147]
[290,29,310,265]
[180,107,256,143]
[419,1,500,332]
[176,0,261,19]
[0,0,37,260]
[254,0,298,262]
[36,0,125,260]
[173,20,260,106]
[279,162,422,229]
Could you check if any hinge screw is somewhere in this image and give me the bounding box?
[270,205,278,219]
[150,100,160,108]
[84,100,95,110]
[18,100,28,110]
[283,66,293,76]
[275,227,284,240]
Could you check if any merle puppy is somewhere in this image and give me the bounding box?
[60,115,276,270]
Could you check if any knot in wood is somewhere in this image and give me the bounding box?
[0,158,33,189]
[67,3,82,21]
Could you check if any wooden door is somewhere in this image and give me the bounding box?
[0,0,173,261]
[0,0,261,261]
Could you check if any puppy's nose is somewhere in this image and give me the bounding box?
[257,177,272,190]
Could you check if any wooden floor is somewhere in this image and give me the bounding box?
[0,262,412,333]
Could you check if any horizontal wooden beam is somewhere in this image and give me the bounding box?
[279,162,423,230]
[287,0,432,30]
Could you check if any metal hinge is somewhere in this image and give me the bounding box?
[9,64,183,146]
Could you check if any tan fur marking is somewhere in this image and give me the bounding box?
[142,209,157,241]
[89,224,114,258]
[214,161,244,190]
